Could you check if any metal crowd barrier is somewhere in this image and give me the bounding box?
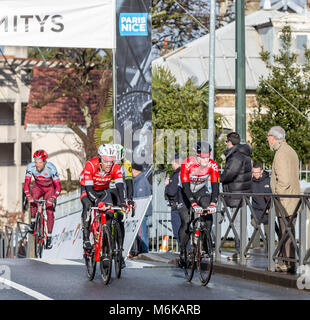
[0,223,30,259]
[215,192,310,271]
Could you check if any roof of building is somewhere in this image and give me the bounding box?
[152,9,308,90]
[25,67,104,128]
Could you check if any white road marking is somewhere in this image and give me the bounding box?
[0,277,53,300]
[125,260,156,269]
[30,258,84,266]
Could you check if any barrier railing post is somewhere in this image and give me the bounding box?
[3,233,7,258]
[215,197,222,262]
[299,197,307,268]
[10,230,14,259]
[0,231,3,258]
[240,196,247,265]
[268,197,276,271]
[15,228,18,258]
[26,232,30,258]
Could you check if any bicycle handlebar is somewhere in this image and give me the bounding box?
[91,206,127,222]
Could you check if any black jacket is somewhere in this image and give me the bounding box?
[251,170,271,212]
[165,167,181,209]
[221,144,252,207]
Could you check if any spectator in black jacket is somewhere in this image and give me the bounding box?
[221,132,252,261]
[252,163,279,246]
[165,154,182,247]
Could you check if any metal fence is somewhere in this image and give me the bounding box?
[0,222,30,259]
[215,192,310,271]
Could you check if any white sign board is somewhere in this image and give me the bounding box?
[123,196,152,260]
[43,196,152,260]
[0,0,115,48]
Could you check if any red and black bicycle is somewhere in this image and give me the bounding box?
[184,207,217,286]
[33,199,48,258]
[83,205,123,285]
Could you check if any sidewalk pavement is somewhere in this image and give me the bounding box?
[133,249,303,290]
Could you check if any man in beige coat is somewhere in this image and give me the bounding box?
[267,126,300,273]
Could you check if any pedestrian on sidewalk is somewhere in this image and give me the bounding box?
[251,163,279,248]
[132,163,152,254]
[221,132,252,261]
[164,154,182,248]
[267,126,300,273]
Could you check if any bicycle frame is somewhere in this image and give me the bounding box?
[34,200,48,245]
[86,206,123,263]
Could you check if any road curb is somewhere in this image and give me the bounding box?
[135,253,305,291]
[213,262,299,290]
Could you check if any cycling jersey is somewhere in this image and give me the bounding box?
[181,156,220,193]
[180,156,220,205]
[79,157,123,191]
[110,158,132,186]
[24,161,61,199]
[109,158,133,201]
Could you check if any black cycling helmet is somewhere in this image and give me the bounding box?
[193,141,211,157]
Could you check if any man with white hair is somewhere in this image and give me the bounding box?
[267,126,300,273]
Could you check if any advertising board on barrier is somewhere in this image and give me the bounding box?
[42,196,152,260]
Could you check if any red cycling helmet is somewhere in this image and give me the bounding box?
[33,149,48,161]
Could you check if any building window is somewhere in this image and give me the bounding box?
[21,143,32,165]
[0,103,14,125]
[21,103,27,126]
[0,143,15,166]
[296,35,307,50]
[296,35,308,64]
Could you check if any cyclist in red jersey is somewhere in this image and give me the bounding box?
[178,141,220,267]
[79,144,129,251]
[24,149,62,249]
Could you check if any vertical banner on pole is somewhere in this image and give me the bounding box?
[115,0,152,177]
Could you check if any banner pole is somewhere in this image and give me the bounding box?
[113,47,117,140]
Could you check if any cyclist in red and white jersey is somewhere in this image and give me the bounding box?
[79,144,129,251]
[178,141,220,267]
[24,149,62,249]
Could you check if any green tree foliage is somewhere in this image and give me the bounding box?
[94,88,113,146]
[152,0,212,56]
[153,66,227,172]
[249,25,310,166]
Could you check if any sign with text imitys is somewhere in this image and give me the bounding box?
[0,0,115,48]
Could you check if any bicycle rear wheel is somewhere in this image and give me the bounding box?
[100,225,112,285]
[34,215,43,258]
[113,222,123,279]
[197,230,214,286]
[184,231,196,282]
[84,231,96,281]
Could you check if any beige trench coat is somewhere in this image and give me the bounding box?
[270,139,300,217]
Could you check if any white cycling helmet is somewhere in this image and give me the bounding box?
[113,144,125,161]
[98,144,116,161]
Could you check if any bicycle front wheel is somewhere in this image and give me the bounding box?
[184,231,196,282]
[100,225,112,285]
[84,231,96,281]
[197,230,214,286]
[113,222,123,279]
[34,215,43,258]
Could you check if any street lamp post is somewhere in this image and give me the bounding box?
[208,0,216,157]
[235,0,246,143]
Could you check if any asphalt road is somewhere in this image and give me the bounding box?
[0,258,310,300]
